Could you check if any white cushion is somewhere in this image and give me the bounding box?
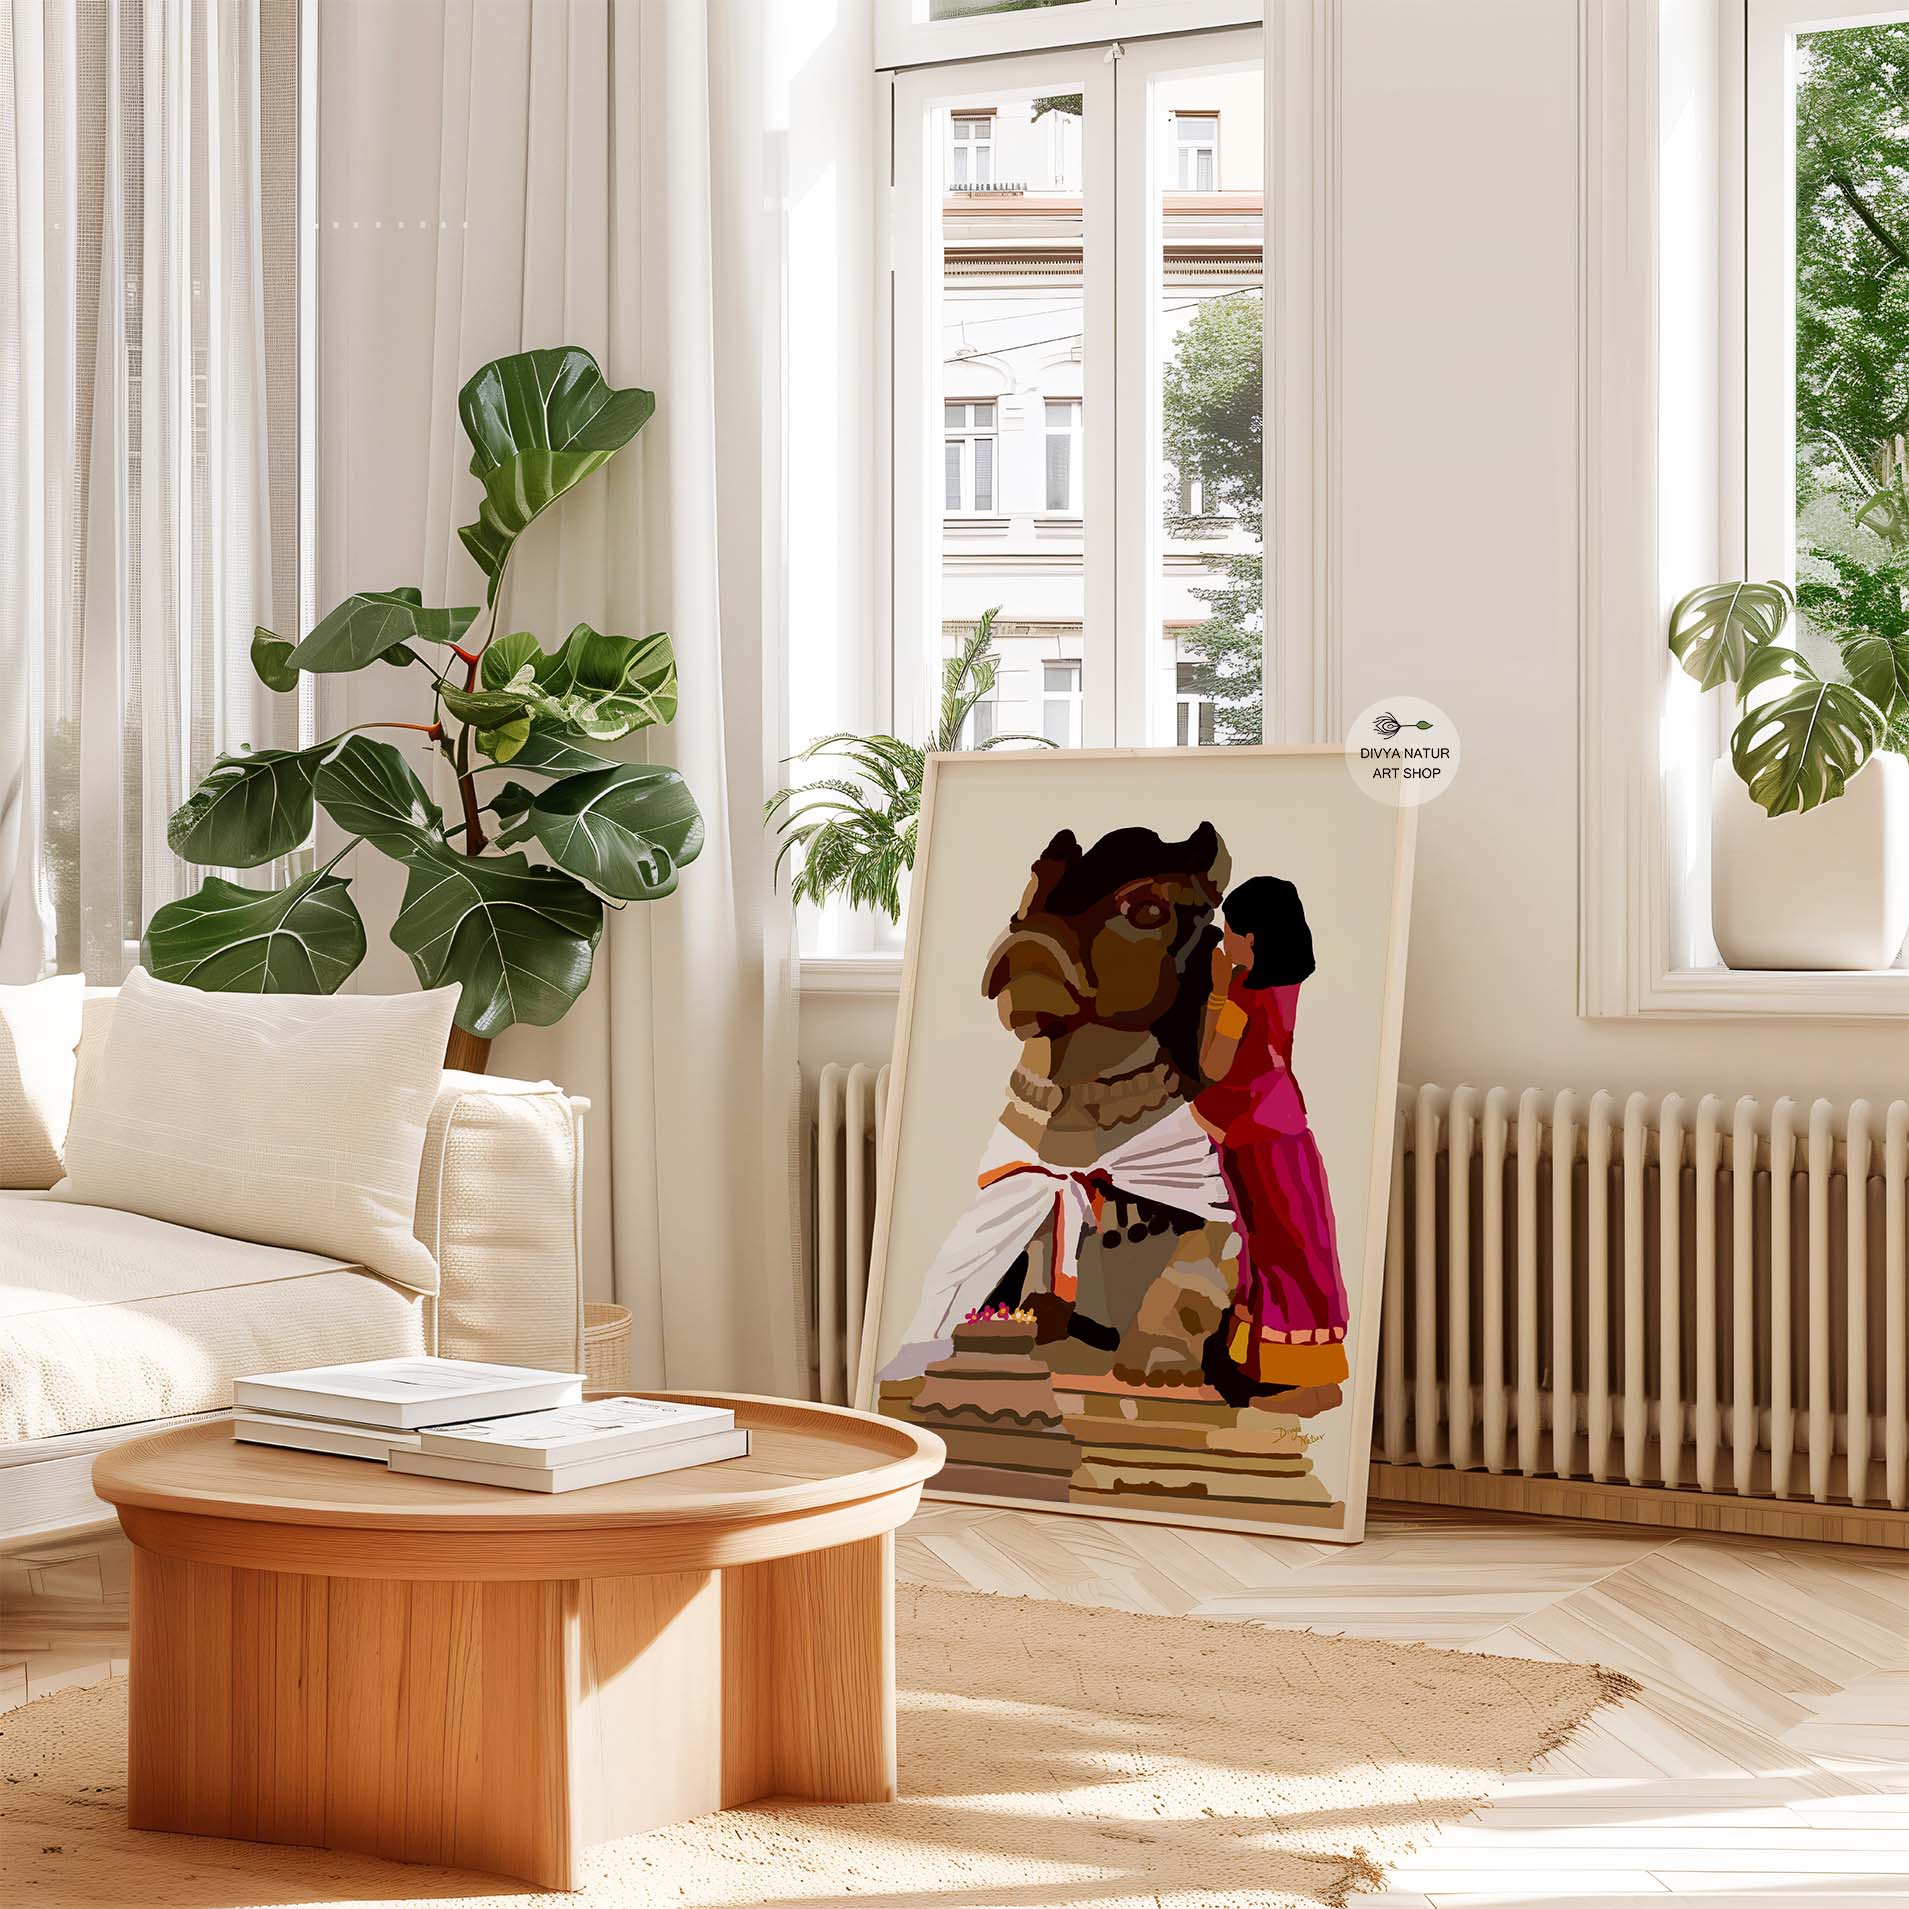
[0,1196,426,1441]
[55,969,458,1295]
[0,974,85,1190]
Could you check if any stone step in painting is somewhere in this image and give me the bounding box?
[882,1314,1334,1526]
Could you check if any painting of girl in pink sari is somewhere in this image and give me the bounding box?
[865,751,1412,1539]
[1196,876,1350,1416]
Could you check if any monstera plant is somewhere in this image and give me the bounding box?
[142,347,702,1051]
[1668,568,1908,816]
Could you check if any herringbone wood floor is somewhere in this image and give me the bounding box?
[5,1503,1906,1905]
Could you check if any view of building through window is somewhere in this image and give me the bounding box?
[936,59,1264,749]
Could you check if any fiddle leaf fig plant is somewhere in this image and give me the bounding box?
[142,346,702,1039]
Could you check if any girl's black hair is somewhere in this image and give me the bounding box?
[1223,875,1316,989]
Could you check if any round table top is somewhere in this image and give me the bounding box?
[92,1392,944,1537]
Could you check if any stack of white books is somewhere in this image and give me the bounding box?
[230,1357,748,1492]
[391,1396,747,1492]
[232,1356,585,1462]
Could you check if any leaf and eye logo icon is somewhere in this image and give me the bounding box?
[1373,711,1435,739]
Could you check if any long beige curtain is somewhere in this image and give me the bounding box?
[0,0,304,984]
[318,0,805,1397]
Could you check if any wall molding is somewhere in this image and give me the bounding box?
[1578,0,1664,1021]
[1266,0,1341,746]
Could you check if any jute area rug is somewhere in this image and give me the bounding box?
[2,1583,1635,1909]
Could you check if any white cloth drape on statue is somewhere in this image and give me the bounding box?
[318,0,804,1395]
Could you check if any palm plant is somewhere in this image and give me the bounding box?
[765,608,1051,921]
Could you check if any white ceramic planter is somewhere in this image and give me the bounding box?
[1710,752,1909,970]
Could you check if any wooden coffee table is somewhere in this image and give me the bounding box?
[93,1393,944,1889]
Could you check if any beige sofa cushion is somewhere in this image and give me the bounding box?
[0,975,85,1190]
[57,968,457,1295]
[417,1071,583,1371]
[0,1196,425,1442]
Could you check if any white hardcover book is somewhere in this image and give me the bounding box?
[417,1396,736,1469]
[233,1412,423,1463]
[389,1427,750,1493]
[232,1356,583,1430]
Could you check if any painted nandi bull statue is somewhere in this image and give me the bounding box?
[879,820,1260,1399]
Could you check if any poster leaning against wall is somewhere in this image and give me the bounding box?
[856,747,1415,1543]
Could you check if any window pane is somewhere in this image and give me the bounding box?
[970,700,997,746]
[1045,429,1070,510]
[1793,21,1909,715]
[938,83,1091,745]
[945,440,963,509]
[1157,66,1262,745]
[1043,661,1078,693]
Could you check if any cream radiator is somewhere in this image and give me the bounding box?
[808,1066,1907,1516]
[1388,1086,1907,1512]
[810,1063,889,1404]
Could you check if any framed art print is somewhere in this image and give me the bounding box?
[855,747,1416,1543]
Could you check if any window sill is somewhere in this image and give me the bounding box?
[797,954,905,996]
[1627,965,1909,1020]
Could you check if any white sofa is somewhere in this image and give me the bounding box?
[0,990,587,1541]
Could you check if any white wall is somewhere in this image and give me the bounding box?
[804,0,1909,1108]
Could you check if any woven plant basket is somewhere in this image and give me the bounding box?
[583,1302,634,1391]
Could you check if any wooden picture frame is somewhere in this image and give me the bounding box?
[855,746,1416,1543]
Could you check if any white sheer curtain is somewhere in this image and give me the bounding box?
[318,0,806,1396]
[0,0,305,984]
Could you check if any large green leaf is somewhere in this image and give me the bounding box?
[251,626,300,693]
[456,349,655,601]
[389,840,604,1037]
[1730,648,1888,816]
[167,744,331,869]
[313,736,445,855]
[142,868,367,994]
[449,627,677,754]
[479,631,543,689]
[506,726,616,775]
[519,763,704,901]
[1667,580,1794,692]
[1840,627,1909,721]
[290,590,479,675]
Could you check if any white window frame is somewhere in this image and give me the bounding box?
[944,399,999,512]
[812,0,1331,986]
[888,27,1263,753]
[1176,652,1219,747]
[1174,111,1220,191]
[892,48,1119,746]
[950,110,995,186]
[1581,0,1909,1017]
[877,0,1261,71]
[1042,658,1085,746]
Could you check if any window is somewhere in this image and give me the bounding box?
[944,400,998,512]
[1044,399,1081,512]
[1042,661,1083,745]
[968,696,1000,746]
[1174,112,1218,191]
[1176,659,1218,747]
[951,112,994,185]
[890,29,1263,753]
